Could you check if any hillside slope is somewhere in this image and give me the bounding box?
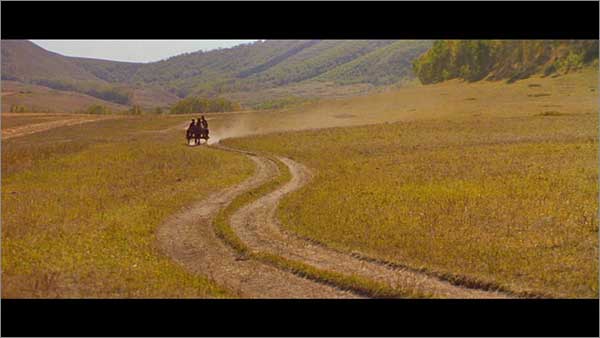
[319,40,432,85]
[1,40,178,109]
[2,40,431,106]
[1,40,104,83]
[1,81,129,113]
[123,40,431,97]
[412,40,599,84]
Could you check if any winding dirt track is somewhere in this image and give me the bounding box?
[158,142,514,298]
[156,150,357,298]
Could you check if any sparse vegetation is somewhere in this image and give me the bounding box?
[83,104,113,115]
[537,111,567,117]
[33,79,131,105]
[9,104,27,113]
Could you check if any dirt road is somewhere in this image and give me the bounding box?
[157,142,515,298]
[1,115,119,140]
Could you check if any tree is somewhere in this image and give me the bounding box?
[129,105,143,115]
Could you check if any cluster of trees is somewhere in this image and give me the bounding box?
[33,79,131,105]
[81,104,165,115]
[412,41,498,84]
[169,97,241,114]
[413,40,599,84]
[9,105,27,113]
[81,104,119,115]
[85,87,130,105]
[84,104,113,115]
[128,105,143,115]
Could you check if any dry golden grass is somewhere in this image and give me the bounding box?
[2,117,254,298]
[225,68,599,298]
[225,80,375,107]
[1,114,76,129]
[1,68,597,298]
[209,69,598,143]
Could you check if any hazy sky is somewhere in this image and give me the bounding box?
[30,40,258,63]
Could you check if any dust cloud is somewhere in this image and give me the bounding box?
[207,115,259,145]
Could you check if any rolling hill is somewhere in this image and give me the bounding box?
[1,40,432,110]
[1,40,102,83]
[1,41,180,110]
[4,39,596,113]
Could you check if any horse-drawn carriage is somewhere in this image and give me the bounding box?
[186,118,209,146]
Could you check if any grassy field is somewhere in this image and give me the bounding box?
[2,68,597,298]
[1,114,77,129]
[2,117,254,297]
[210,69,598,140]
[225,69,599,298]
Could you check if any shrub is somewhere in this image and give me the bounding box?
[169,97,240,114]
[84,105,112,115]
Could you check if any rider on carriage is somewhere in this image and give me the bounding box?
[186,119,196,140]
[198,116,209,139]
[186,116,209,145]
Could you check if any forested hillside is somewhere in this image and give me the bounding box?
[412,40,599,84]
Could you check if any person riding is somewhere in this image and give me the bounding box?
[186,119,196,140]
[192,119,201,144]
[199,116,209,138]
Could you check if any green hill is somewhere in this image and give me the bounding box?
[122,40,431,97]
[412,40,599,84]
[319,40,432,85]
[2,40,431,107]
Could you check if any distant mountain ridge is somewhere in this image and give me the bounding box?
[1,40,431,107]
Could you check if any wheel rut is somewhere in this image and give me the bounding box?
[158,141,515,298]
[156,147,357,298]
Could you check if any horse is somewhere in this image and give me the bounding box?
[186,125,198,145]
[186,125,209,145]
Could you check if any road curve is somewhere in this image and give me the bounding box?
[228,154,511,299]
[157,141,517,298]
[156,146,358,298]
